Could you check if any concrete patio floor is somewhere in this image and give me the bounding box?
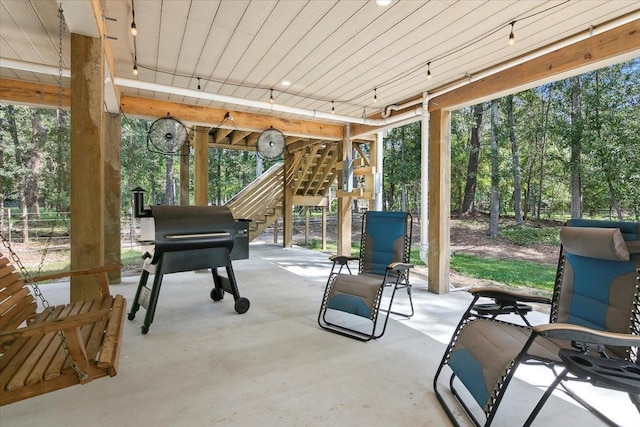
[1,242,637,426]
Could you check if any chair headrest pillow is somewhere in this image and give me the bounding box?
[560,226,630,262]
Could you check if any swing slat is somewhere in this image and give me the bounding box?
[0,252,126,406]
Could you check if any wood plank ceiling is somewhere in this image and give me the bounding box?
[1,0,639,136]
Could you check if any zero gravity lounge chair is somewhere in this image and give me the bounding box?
[434,219,640,426]
[318,211,414,341]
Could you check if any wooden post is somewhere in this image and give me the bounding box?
[321,205,327,250]
[179,142,190,205]
[104,112,121,284]
[428,109,451,294]
[337,137,352,256]
[283,152,294,248]
[70,33,105,301]
[273,218,278,244]
[305,207,310,246]
[194,126,208,206]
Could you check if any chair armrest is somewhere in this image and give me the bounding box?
[534,323,640,348]
[31,264,122,297]
[329,255,359,265]
[469,287,552,305]
[387,262,414,273]
[0,308,112,342]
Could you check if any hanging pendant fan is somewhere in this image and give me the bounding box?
[147,114,189,155]
[256,127,286,159]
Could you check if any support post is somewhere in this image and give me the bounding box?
[283,152,293,248]
[373,131,383,211]
[337,130,352,256]
[104,112,121,284]
[428,109,451,294]
[70,33,105,301]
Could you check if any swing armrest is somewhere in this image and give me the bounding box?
[0,308,112,342]
[31,264,122,297]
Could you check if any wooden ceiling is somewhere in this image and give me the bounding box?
[1,0,639,143]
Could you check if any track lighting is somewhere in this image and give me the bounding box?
[508,21,515,45]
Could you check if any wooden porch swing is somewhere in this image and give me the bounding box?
[0,237,126,406]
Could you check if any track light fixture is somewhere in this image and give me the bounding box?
[508,21,515,45]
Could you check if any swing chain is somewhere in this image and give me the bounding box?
[1,232,51,311]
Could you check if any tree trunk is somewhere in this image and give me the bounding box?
[27,109,47,216]
[536,87,552,220]
[162,154,175,205]
[461,103,484,215]
[506,95,523,226]
[489,100,500,237]
[569,76,583,219]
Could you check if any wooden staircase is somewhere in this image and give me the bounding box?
[226,162,284,241]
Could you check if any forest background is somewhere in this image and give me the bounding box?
[0,58,638,280]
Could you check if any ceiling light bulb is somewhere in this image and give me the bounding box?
[133,64,138,76]
[508,22,515,45]
[282,80,291,87]
[270,89,274,104]
[373,88,378,103]
[376,0,392,6]
[130,21,137,36]
[427,62,432,80]
[331,101,335,114]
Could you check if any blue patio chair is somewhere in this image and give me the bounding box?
[317,211,414,341]
[434,219,640,426]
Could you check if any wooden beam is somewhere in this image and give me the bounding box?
[0,78,69,108]
[120,95,344,140]
[429,19,640,112]
[349,19,640,138]
[215,128,233,143]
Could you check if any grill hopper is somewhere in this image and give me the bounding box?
[128,205,250,334]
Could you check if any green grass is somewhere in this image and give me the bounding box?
[500,225,561,246]
[450,253,556,292]
[23,249,143,278]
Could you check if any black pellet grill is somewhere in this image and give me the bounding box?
[128,204,250,334]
